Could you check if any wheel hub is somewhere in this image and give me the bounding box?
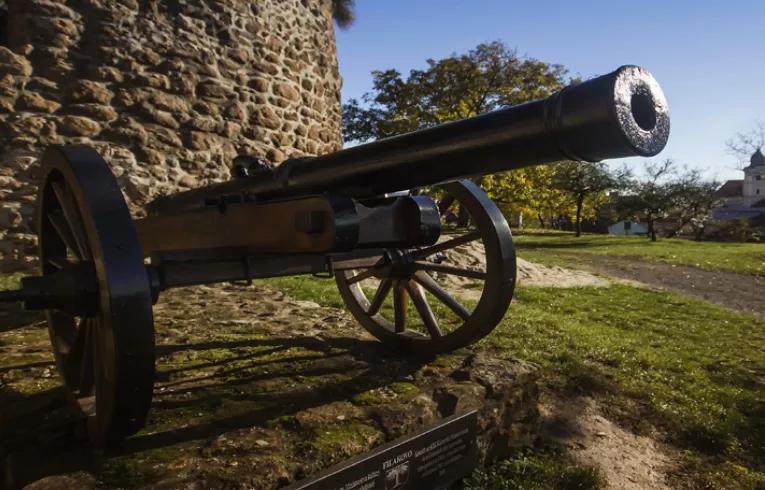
[384,249,417,279]
[6,263,100,316]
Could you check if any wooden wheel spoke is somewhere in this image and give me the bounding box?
[50,311,78,355]
[414,261,486,280]
[78,318,95,395]
[68,318,87,358]
[47,256,77,270]
[47,210,82,259]
[437,195,456,214]
[393,281,408,333]
[405,281,442,338]
[51,181,89,259]
[413,271,471,321]
[367,278,393,315]
[413,230,481,260]
[347,268,378,285]
[91,319,110,384]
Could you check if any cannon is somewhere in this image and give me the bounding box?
[0,66,669,445]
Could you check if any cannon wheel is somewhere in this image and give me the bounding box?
[335,180,516,357]
[38,146,155,445]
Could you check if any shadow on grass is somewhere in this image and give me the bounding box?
[0,334,425,488]
[0,305,44,333]
[515,238,615,251]
[124,335,422,452]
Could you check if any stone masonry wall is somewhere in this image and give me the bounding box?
[0,0,342,271]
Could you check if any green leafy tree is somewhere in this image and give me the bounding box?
[552,161,629,236]
[483,165,572,228]
[342,41,572,216]
[666,170,720,239]
[344,41,568,141]
[616,160,681,241]
[332,0,355,29]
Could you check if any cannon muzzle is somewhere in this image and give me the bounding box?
[150,65,669,214]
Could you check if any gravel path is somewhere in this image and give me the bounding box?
[568,254,765,318]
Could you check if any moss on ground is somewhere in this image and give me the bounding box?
[350,381,420,405]
[299,421,384,465]
[100,446,187,488]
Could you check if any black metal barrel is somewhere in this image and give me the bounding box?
[151,65,669,214]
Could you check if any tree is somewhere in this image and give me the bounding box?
[666,170,720,240]
[552,161,629,237]
[332,0,355,29]
[726,121,765,168]
[616,160,680,241]
[342,41,572,218]
[344,41,568,142]
[480,165,572,228]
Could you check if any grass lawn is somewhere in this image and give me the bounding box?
[3,268,763,488]
[270,276,765,489]
[514,230,765,276]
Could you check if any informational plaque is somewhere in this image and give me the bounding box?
[286,411,478,490]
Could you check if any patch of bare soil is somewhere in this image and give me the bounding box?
[516,258,610,288]
[439,240,609,291]
[541,396,675,490]
[568,254,765,318]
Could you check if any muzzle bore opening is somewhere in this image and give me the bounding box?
[630,89,657,131]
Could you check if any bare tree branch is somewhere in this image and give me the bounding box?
[726,121,765,169]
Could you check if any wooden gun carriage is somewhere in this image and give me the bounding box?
[0,66,669,445]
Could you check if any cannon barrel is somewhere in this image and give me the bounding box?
[150,65,668,214]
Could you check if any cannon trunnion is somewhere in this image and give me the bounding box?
[0,66,669,445]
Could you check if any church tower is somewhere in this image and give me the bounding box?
[743,148,765,200]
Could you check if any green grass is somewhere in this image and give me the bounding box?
[514,230,765,275]
[465,449,604,490]
[481,285,765,487]
[4,267,763,488]
[262,275,765,488]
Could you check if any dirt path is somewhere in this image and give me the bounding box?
[563,254,765,318]
[541,396,674,490]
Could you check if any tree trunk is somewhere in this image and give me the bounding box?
[648,218,657,241]
[575,196,584,237]
[537,213,545,228]
[457,204,470,227]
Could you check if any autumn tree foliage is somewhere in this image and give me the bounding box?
[342,41,575,221]
[342,42,721,238]
[552,162,630,237]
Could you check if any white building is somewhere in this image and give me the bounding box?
[713,149,765,221]
[608,220,648,236]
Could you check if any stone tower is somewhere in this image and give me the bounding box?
[743,148,765,200]
[0,0,343,271]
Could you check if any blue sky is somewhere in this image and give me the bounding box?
[335,0,765,181]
